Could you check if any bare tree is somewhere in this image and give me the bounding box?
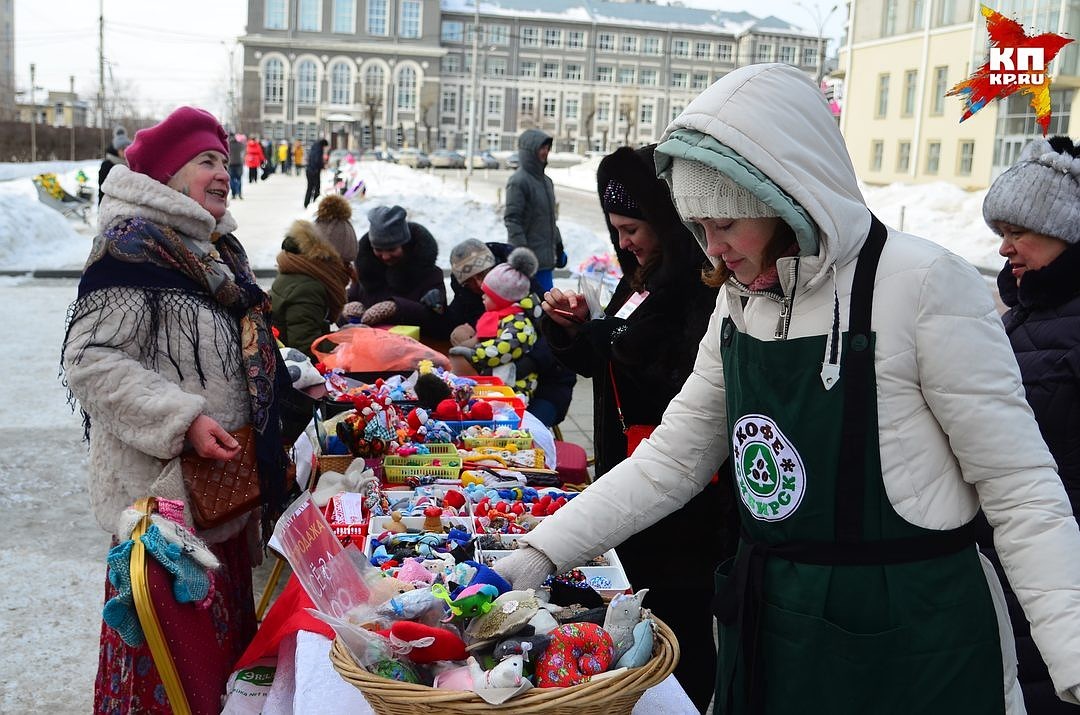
[618,97,639,147]
[364,93,383,149]
[420,101,436,152]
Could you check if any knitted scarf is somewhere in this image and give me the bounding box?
[275,250,350,322]
[63,167,288,537]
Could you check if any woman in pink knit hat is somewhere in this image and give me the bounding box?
[63,106,291,713]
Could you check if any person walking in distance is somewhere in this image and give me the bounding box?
[504,129,566,292]
[304,138,329,208]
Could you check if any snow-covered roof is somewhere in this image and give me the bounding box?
[439,0,815,37]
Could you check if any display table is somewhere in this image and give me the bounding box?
[224,578,698,714]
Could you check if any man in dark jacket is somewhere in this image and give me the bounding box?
[97,126,131,204]
[227,133,245,200]
[342,205,447,338]
[441,238,577,427]
[504,129,565,291]
[304,138,328,208]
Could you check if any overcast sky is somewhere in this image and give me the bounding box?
[14,0,846,119]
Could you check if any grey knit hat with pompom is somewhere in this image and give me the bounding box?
[482,247,538,304]
[983,136,1080,244]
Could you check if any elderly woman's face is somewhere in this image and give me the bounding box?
[168,151,230,220]
[995,222,1068,284]
[694,216,783,284]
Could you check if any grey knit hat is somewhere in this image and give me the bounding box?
[670,157,779,221]
[367,205,411,249]
[482,247,538,305]
[112,126,132,151]
[450,238,497,283]
[984,136,1080,244]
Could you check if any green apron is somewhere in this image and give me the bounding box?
[712,218,1004,714]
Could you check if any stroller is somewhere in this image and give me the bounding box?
[32,173,91,224]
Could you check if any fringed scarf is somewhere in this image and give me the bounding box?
[275,250,350,322]
[63,167,289,538]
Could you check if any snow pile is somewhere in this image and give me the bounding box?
[0,162,97,271]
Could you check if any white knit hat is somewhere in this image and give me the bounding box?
[670,157,778,220]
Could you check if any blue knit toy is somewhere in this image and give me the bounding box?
[103,540,144,646]
[140,524,211,605]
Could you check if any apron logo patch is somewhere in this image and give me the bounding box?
[731,414,806,521]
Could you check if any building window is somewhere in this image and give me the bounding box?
[691,72,708,90]
[441,89,456,114]
[931,66,947,115]
[487,57,507,76]
[298,0,320,31]
[332,0,354,32]
[520,95,535,115]
[672,38,689,57]
[542,62,559,79]
[598,32,615,51]
[897,140,911,171]
[520,61,537,78]
[330,62,352,104]
[367,0,388,34]
[639,68,658,86]
[672,71,688,88]
[489,24,509,45]
[441,21,463,42]
[717,42,733,62]
[265,0,287,29]
[935,0,957,26]
[670,103,684,121]
[544,28,562,48]
[487,92,503,116]
[883,0,898,35]
[263,58,284,102]
[399,0,420,38]
[396,67,416,110]
[440,54,461,73]
[618,67,635,84]
[876,73,890,117]
[910,0,925,30]
[522,27,539,46]
[597,101,610,121]
[871,140,884,171]
[926,141,941,174]
[957,140,975,175]
[567,30,585,49]
[640,103,654,124]
[364,65,385,101]
[297,60,318,105]
[565,63,582,81]
[756,43,772,62]
[779,46,796,64]
[902,69,917,116]
[803,46,817,66]
[694,41,711,60]
[644,36,661,55]
[543,96,557,118]
[595,65,613,83]
[565,98,579,119]
[622,35,639,53]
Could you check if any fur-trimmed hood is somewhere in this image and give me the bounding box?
[99,164,238,241]
[356,220,440,291]
[282,219,340,262]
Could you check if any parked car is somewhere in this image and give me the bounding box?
[469,151,500,169]
[396,148,431,168]
[430,149,466,168]
[504,152,520,170]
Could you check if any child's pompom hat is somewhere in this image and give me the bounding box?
[482,247,538,307]
[983,135,1080,244]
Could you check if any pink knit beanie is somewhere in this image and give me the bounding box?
[126,106,229,184]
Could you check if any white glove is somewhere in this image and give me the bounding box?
[492,545,556,592]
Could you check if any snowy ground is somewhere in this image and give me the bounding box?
[0,156,1007,711]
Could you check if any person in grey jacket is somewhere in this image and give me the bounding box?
[496,64,1080,713]
[504,128,565,291]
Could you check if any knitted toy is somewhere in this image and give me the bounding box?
[378,620,467,664]
[615,618,654,669]
[602,589,650,662]
[535,622,615,687]
[397,557,434,586]
[432,582,499,618]
[468,653,526,689]
[493,633,552,661]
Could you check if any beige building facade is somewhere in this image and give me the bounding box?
[839,0,1080,190]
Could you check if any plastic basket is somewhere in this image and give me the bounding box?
[473,385,516,398]
[382,452,463,484]
[318,455,384,481]
[461,436,535,450]
[329,616,679,715]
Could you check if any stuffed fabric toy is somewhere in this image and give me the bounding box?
[466,589,540,641]
[378,620,467,663]
[535,622,615,687]
[615,618,654,669]
[602,588,649,662]
[280,347,323,389]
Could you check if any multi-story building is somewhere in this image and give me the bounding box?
[0,0,14,121]
[16,90,91,127]
[838,0,1080,190]
[239,0,825,153]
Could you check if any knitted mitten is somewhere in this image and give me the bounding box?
[140,524,211,605]
[492,546,556,593]
[361,300,397,325]
[342,301,366,320]
[102,540,144,646]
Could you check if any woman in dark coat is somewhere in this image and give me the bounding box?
[343,204,447,339]
[539,145,737,711]
[980,135,1080,715]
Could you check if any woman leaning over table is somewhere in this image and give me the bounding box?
[496,64,1080,713]
[62,106,290,713]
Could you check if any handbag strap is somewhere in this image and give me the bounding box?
[607,362,629,433]
[130,497,193,715]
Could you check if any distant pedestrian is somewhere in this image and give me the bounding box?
[228,132,245,199]
[304,138,329,208]
[278,140,291,174]
[504,128,565,291]
[97,126,131,204]
[245,136,265,184]
[292,140,305,175]
[260,138,275,179]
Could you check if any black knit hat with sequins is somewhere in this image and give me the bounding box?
[601,178,646,220]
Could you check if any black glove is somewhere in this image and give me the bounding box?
[555,245,568,269]
[419,288,446,314]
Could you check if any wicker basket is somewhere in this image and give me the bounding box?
[329,616,680,714]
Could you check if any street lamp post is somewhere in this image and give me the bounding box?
[465,1,481,177]
[795,2,839,85]
[30,63,37,163]
[70,75,76,160]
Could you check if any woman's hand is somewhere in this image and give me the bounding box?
[542,288,590,329]
[186,414,242,460]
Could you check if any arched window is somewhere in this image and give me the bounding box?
[396,67,416,110]
[297,60,318,105]
[364,65,385,102]
[264,58,284,103]
[330,62,352,104]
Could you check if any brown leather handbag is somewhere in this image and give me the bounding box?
[180,425,260,529]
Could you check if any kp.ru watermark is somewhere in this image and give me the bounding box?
[987,47,1046,85]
